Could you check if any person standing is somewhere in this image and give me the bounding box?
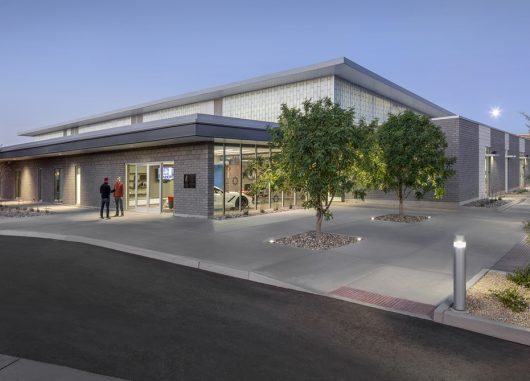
[100,177,111,219]
[113,176,124,217]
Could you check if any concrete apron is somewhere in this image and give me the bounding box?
[0,229,444,321]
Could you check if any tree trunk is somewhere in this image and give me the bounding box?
[398,186,404,216]
[315,209,323,240]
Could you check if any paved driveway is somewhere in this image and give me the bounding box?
[0,202,525,306]
[2,236,530,381]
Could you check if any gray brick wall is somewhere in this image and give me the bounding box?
[508,135,519,190]
[362,117,461,203]
[457,119,479,201]
[2,143,213,217]
[432,118,460,202]
[490,129,505,195]
[173,144,213,217]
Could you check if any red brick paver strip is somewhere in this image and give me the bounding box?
[331,287,436,317]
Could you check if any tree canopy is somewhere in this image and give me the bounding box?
[269,98,371,237]
[374,110,456,215]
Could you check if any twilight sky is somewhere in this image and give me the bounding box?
[0,0,528,146]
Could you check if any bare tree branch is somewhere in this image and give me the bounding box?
[522,112,530,132]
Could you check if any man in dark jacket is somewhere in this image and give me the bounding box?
[100,177,111,219]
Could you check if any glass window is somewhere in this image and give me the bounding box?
[224,145,242,214]
[256,146,270,211]
[270,148,282,210]
[53,168,62,202]
[214,144,225,216]
[161,162,175,213]
[15,170,21,198]
[127,164,136,208]
[242,145,256,213]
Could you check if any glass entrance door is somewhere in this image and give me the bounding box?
[136,165,148,210]
[126,163,164,213]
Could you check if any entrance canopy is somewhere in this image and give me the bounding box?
[0,114,274,161]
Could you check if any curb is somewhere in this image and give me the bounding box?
[433,268,530,346]
[0,230,312,295]
[437,308,530,346]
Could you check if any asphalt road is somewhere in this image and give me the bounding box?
[0,236,529,381]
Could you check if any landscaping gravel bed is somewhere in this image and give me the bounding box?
[373,214,429,223]
[467,271,530,329]
[273,231,359,251]
[464,199,511,208]
[0,206,51,218]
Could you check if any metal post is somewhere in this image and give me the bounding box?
[453,235,467,311]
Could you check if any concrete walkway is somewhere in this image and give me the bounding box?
[0,201,526,310]
[0,354,126,380]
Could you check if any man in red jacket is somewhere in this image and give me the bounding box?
[113,176,124,217]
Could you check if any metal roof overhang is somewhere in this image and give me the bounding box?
[0,114,272,161]
[18,57,453,137]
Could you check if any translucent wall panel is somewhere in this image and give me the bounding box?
[223,77,334,122]
[334,77,408,123]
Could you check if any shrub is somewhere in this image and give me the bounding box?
[507,265,530,288]
[491,287,529,312]
[524,220,530,233]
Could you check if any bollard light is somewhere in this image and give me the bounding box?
[453,235,467,311]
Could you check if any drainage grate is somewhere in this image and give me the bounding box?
[331,287,436,317]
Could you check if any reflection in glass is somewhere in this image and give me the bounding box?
[136,165,148,208]
[127,165,136,208]
[214,144,225,216]
[256,146,270,211]
[224,145,242,214]
[161,163,174,213]
[149,165,160,211]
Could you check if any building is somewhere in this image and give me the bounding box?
[0,57,527,217]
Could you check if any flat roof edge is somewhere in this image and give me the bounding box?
[18,56,452,136]
[5,114,275,153]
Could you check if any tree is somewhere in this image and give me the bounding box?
[244,153,286,209]
[269,98,370,238]
[522,112,530,132]
[374,110,456,216]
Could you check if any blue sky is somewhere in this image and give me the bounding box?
[0,0,528,146]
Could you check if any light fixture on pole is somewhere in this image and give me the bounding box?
[453,235,467,312]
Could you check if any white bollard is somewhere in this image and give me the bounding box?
[453,235,467,311]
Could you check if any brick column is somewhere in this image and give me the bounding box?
[173,143,213,217]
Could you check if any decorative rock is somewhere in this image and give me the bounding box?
[373,214,429,223]
[273,231,359,251]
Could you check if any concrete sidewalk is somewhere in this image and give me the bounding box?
[0,202,525,311]
[0,354,126,380]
